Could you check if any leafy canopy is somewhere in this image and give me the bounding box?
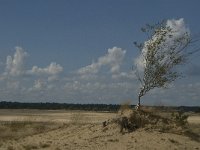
[134,20,193,103]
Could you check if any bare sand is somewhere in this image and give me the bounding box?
[0,109,199,150]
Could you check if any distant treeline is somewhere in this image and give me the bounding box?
[0,101,124,112]
[0,101,199,112]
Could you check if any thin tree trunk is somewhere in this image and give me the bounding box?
[138,96,141,107]
[136,95,141,110]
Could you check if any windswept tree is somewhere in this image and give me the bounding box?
[134,18,199,107]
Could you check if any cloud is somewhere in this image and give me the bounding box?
[1,47,63,78]
[27,62,63,76]
[4,47,28,76]
[6,80,20,90]
[0,47,64,100]
[135,18,190,71]
[166,18,190,36]
[77,47,126,75]
[32,79,47,90]
[112,71,136,80]
[63,79,138,104]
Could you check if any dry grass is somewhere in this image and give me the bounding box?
[23,144,39,150]
[0,120,61,141]
[7,146,15,150]
[70,111,89,125]
[183,123,200,141]
[21,142,51,150]
[118,101,132,113]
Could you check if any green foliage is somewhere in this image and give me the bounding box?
[135,20,192,105]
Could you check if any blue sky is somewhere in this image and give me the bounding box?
[0,0,200,106]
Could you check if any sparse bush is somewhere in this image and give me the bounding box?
[108,106,192,137]
[129,110,147,128]
[118,102,132,115]
[70,111,86,125]
[171,111,188,126]
[118,117,129,132]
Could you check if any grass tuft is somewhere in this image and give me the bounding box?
[0,120,61,141]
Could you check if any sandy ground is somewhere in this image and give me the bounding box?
[0,109,200,150]
[0,109,116,123]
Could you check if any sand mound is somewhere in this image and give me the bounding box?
[0,109,199,150]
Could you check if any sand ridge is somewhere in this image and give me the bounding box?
[1,123,200,150]
[0,109,199,150]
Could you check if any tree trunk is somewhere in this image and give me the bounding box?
[136,95,141,110]
[138,96,141,107]
[138,87,144,109]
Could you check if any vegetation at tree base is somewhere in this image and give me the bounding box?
[103,106,200,141]
[134,20,199,107]
[171,111,188,126]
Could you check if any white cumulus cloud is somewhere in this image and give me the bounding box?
[33,79,47,90]
[4,47,28,76]
[166,18,190,36]
[1,47,63,78]
[0,47,64,98]
[77,47,126,75]
[27,62,63,76]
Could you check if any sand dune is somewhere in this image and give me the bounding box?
[0,109,199,150]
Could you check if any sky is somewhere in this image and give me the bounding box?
[0,0,200,106]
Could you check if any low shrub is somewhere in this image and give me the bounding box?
[171,111,188,126]
[104,105,192,137]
